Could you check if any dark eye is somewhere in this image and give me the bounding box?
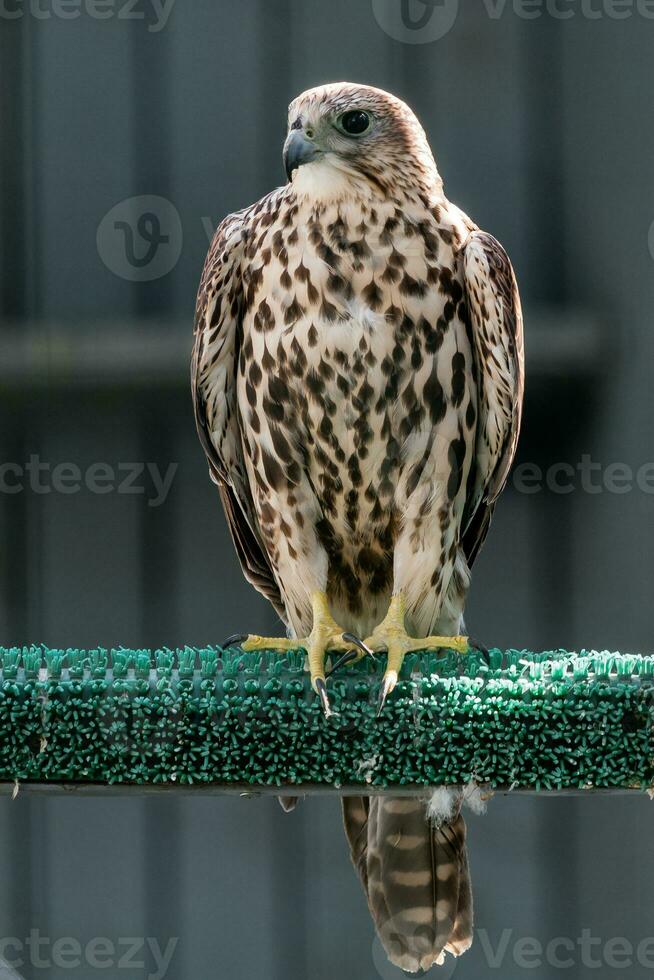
[339,110,371,136]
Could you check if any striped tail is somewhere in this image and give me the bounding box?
[342,796,473,973]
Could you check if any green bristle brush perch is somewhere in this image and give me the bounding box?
[1,645,653,792]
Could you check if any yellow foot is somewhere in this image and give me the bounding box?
[364,593,470,713]
[223,592,371,717]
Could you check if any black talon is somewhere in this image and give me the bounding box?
[327,634,375,675]
[315,678,332,718]
[222,633,249,649]
[342,633,374,658]
[327,650,360,675]
[469,637,491,665]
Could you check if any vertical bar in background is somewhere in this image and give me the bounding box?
[267,799,309,980]
[0,18,28,319]
[168,0,264,313]
[174,796,299,980]
[175,419,279,643]
[139,397,183,967]
[288,0,395,100]
[18,83,141,980]
[302,796,376,979]
[129,2,183,961]
[143,799,183,978]
[0,794,35,971]
[559,15,654,964]
[138,395,180,648]
[521,17,582,956]
[28,796,148,980]
[32,386,149,953]
[34,18,134,321]
[0,428,32,645]
[522,18,567,305]
[130,11,174,321]
[255,0,294,194]
[464,795,556,978]
[37,393,144,645]
[0,16,44,957]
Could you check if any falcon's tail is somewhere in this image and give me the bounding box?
[342,796,472,973]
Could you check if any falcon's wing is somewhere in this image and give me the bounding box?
[461,231,524,568]
[191,210,286,621]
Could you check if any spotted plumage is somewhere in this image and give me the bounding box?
[192,82,524,973]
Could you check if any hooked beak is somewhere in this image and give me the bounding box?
[283,130,321,181]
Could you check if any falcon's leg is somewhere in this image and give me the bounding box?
[365,593,469,712]
[229,592,371,716]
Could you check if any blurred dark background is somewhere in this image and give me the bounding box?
[1,1,654,977]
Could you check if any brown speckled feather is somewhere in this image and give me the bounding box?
[461,231,524,567]
[191,208,287,622]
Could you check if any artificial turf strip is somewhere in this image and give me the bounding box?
[0,646,653,791]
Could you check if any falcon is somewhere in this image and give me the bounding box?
[192,82,524,972]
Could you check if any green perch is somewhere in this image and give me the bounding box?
[0,645,652,793]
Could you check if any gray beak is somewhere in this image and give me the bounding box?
[283,131,320,181]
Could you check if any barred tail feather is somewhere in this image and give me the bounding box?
[446,832,473,958]
[342,796,473,973]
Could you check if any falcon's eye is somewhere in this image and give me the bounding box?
[338,110,371,136]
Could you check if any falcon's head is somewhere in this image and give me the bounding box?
[283,82,441,200]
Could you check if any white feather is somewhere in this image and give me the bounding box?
[426,787,459,826]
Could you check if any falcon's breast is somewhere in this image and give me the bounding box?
[234,188,478,630]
